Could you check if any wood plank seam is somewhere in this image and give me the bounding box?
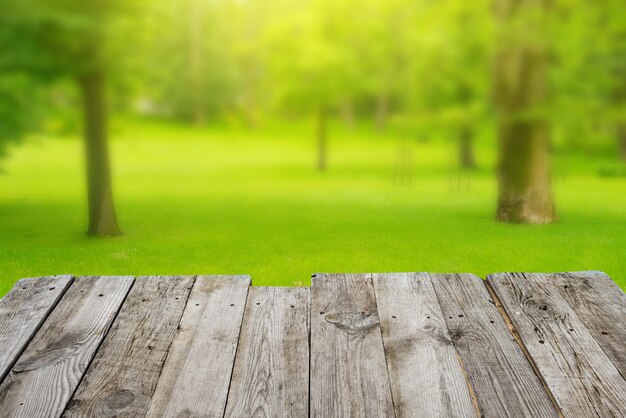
[62,276,137,414]
[554,271,626,382]
[488,272,626,416]
[146,274,198,410]
[0,275,75,385]
[369,272,400,418]
[0,275,136,417]
[429,273,558,417]
[484,280,565,418]
[145,275,251,416]
[309,274,314,418]
[310,273,395,416]
[220,278,252,415]
[428,275,483,418]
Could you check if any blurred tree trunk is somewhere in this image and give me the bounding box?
[340,100,356,130]
[493,0,556,224]
[619,126,626,162]
[459,125,476,169]
[78,71,121,236]
[375,92,389,132]
[317,108,327,171]
[458,83,476,169]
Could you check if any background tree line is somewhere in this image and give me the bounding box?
[0,0,624,235]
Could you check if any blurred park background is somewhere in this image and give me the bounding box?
[0,0,625,295]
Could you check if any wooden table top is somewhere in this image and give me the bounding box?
[0,271,624,417]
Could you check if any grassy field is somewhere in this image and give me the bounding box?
[1,119,625,296]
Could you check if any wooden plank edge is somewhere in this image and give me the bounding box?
[63,275,198,417]
[368,275,398,418]
[208,275,252,416]
[483,276,564,418]
[430,273,491,418]
[61,275,137,413]
[0,275,75,385]
[133,275,199,418]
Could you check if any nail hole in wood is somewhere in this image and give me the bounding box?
[256,302,260,305]
[195,303,200,306]
[490,320,494,324]
[230,304,234,307]
[290,305,294,308]
[49,287,55,290]
[320,311,325,315]
[426,316,431,319]
[569,328,574,332]
[601,331,609,335]
[539,340,545,344]
[141,299,146,302]
[99,294,104,297]
[458,314,464,318]
[448,316,452,319]
[392,315,397,319]
[175,297,179,300]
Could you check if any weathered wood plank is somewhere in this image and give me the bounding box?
[63,276,195,417]
[373,272,476,417]
[538,271,626,379]
[310,273,394,417]
[488,272,626,417]
[0,276,134,418]
[224,287,309,418]
[146,275,250,418]
[0,276,73,383]
[430,273,559,417]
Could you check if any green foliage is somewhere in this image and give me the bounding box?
[0,0,150,146]
[1,0,624,145]
[0,73,43,156]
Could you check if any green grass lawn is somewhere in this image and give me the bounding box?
[1,119,625,296]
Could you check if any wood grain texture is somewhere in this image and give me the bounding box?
[537,271,626,379]
[0,276,134,418]
[430,273,558,418]
[310,273,394,417]
[373,273,476,418]
[0,276,73,384]
[225,287,309,418]
[488,272,626,417]
[146,275,250,418]
[63,276,195,417]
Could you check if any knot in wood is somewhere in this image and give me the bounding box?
[324,311,379,334]
[105,389,135,410]
[13,343,81,373]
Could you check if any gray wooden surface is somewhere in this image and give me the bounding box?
[0,276,73,383]
[373,272,475,418]
[431,273,559,418]
[488,272,626,417]
[146,275,251,418]
[0,271,625,417]
[63,276,195,418]
[0,276,133,418]
[225,286,310,418]
[310,273,394,417]
[541,271,626,378]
